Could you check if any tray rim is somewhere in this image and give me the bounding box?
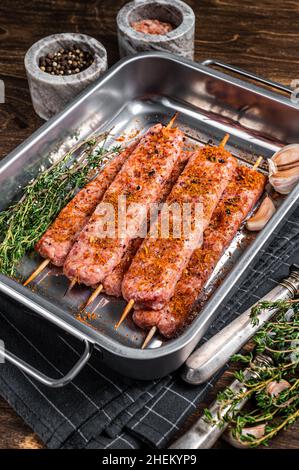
[0,51,299,362]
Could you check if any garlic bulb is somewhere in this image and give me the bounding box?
[268,143,299,194]
[272,144,299,170]
[266,379,290,397]
[269,166,299,195]
[246,195,276,231]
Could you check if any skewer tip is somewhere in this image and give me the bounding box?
[115,299,135,329]
[64,278,77,296]
[253,156,263,171]
[219,133,230,148]
[141,326,157,349]
[23,258,51,286]
[166,112,178,129]
[84,284,103,309]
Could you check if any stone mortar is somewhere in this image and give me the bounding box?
[117,0,195,60]
[25,33,108,120]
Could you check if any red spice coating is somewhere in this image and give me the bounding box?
[35,140,139,266]
[122,145,237,310]
[102,150,191,297]
[63,124,184,285]
[133,165,266,337]
[102,237,142,297]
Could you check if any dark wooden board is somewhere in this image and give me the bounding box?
[0,0,298,449]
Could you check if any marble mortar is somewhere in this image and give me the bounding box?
[117,0,195,60]
[25,33,107,120]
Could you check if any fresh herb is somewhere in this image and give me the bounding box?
[0,132,121,276]
[249,299,294,326]
[204,299,299,447]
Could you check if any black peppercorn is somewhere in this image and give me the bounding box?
[39,46,94,76]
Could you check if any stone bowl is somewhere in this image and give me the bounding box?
[117,0,195,60]
[25,33,108,120]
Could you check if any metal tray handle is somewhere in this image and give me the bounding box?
[0,328,93,388]
[202,59,292,95]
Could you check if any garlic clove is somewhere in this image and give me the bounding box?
[266,379,290,397]
[269,166,299,195]
[224,424,266,448]
[268,157,278,174]
[269,144,299,194]
[272,144,299,170]
[246,195,276,231]
[241,424,266,440]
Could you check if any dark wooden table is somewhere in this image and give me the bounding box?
[0,0,298,449]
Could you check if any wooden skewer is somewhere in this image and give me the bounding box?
[219,133,230,148]
[115,299,135,329]
[24,117,178,294]
[64,278,77,296]
[166,112,178,129]
[22,133,112,290]
[82,114,180,321]
[23,258,50,286]
[141,140,263,349]
[118,132,231,332]
[84,283,103,308]
[141,326,157,349]
[253,156,263,171]
[140,138,262,349]
[140,133,231,347]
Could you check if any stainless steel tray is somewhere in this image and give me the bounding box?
[0,52,298,385]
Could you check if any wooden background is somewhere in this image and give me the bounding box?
[0,0,298,449]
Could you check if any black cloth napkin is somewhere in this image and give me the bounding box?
[0,206,298,449]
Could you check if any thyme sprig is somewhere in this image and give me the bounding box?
[0,132,121,276]
[204,299,299,447]
[249,299,294,326]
